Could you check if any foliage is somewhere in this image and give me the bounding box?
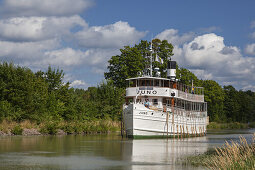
[224,86,255,123]
[104,39,255,124]
[11,125,23,135]
[0,62,125,123]
[39,121,59,135]
[207,122,249,129]
[104,39,174,87]
[185,134,255,170]
[177,68,200,86]
[202,80,225,122]
[205,135,255,169]
[0,38,255,128]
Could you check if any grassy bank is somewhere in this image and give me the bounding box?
[207,122,255,130]
[0,119,121,135]
[184,134,255,169]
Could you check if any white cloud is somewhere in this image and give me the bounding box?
[41,48,119,68]
[242,85,255,91]
[0,0,146,88]
[155,29,194,46]
[70,80,89,89]
[0,17,140,81]
[157,30,255,90]
[181,33,255,89]
[43,48,88,67]
[75,21,147,48]
[181,33,241,68]
[0,15,87,42]
[0,39,59,60]
[0,0,94,17]
[190,69,213,80]
[245,43,255,55]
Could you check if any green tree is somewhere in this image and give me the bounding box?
[223,85,240,122]
[105,39,174,87]
[177,68,200,86]
[44,66,65,92]
[202,80,225,122]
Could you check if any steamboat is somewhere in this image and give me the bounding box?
[123,45,207,138]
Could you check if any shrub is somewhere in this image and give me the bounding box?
[248,122,255,128]
[204,134,255,169]
[11,125,23,135]
[40,121,58,135]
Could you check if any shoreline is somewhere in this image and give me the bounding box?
[0,120,121,137]
[1,120,255,137]
[0,128,119,137]
[182,133,255,169]
[207,122,255,130]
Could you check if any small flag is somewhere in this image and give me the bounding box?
[155,54,163,64]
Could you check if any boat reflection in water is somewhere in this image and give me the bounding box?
[0,135,210,170]
[123,137,208,170]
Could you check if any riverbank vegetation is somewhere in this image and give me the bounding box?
[184,134,255,169]
[0,119,120,135]
[105,39,255,124]
[0,62,123,135]
[0,39,255,135]
[207,122,255,129]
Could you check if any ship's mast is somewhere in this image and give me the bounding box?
[150,41,153,77]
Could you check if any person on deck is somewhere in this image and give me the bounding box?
[144,99,150,108]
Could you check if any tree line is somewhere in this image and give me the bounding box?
[104,39,255,123]
[0,62,124,123]
[0,39,254,124]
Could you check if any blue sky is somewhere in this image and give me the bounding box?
[0,0,255,90]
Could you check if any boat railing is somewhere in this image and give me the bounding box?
[162,104,207,118]
[178,90,204,102]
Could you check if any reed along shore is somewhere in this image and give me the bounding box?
[0,120,120,136]
[183,134,255,169]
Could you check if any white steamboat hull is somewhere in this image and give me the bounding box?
[123,103,207,138]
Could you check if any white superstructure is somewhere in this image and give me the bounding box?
[123,61,207,138]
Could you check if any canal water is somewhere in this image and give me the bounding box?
[0,129,254,170]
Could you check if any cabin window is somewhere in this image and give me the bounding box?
[152,99,158,105]
[182,100,185,109]
[164,80,170,87]
[166,99,171,106]
[146,80,152,86]
[141,80,146,86]
[163,98,166,106]
[187,102,191,111]
[160,80,164,87]
[130,80,136,87]
[170,82,173,88]
[154,80,160,86]
[177,99,181,108]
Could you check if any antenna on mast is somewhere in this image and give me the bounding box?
[150,36,153,77]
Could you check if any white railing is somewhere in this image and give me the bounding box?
[178,90,204,102]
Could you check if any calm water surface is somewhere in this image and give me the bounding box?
[0,129,254,170]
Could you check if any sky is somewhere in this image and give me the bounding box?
[0,0,255,91]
